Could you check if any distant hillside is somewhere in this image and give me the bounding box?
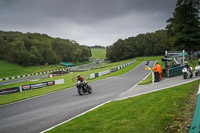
[91,49,106,59]
[0,31,91,66]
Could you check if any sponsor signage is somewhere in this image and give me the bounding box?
[23,81,55,91]
[0,87,19,95]
[22,85,31,91]
[47,81,54,86]
[30,83,47,90]
[110,68,118,72]
[55,79,64,84]
[0,81,55,95]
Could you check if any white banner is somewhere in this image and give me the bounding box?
[55,79,64,84]
[90,73,95,79]
[98,72,103,77]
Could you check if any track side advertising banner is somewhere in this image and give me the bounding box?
[21,81,55,91]
[0,87,20,95]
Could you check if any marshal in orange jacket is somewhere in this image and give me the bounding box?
[152,63,162,79]
[152,63,162,73]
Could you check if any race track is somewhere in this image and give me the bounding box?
[0,61,155,133]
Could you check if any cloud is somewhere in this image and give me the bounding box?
[0,0,177,46]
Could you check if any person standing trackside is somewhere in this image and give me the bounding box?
[152,63,162,79]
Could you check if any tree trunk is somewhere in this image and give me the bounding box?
[190,51,195,59]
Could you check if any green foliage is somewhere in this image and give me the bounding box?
[0,31,91,66]
[90,45,105,49]
[166,0,200,53]
[91,48,106,59]
[106,30,168,62]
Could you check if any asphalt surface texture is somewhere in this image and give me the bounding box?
[0,61,155,133]
[0,74,49,86]
[116,73,200,101]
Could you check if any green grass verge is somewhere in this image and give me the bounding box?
[47,80,199,133]
[91,49,106,59]
[0,59,142,105]
[0,60,92,79]
[0,60,65,79]
[138,72,152,85]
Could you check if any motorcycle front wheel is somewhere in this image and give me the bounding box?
[87,86,92,94]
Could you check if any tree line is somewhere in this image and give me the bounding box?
[106,30,169,62]
[166,0,200,58]
[90,45,105,49]
[106,0,200,62]
[0,31,91,66]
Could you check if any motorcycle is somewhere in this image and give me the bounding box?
[76,81,92,95]
[195,65,200,76]
[182,67,193,79]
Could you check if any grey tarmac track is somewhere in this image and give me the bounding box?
[0,74,49,86]
[0,61,155,133]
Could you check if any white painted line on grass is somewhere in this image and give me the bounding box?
[198,83,200,95]
[40,100,112,133]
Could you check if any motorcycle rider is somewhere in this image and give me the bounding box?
[184,61,192,73]
[77,74,87,90]
[77,74,86,83]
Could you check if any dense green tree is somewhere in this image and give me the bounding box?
[166,0,200,58]
[0,30,91,66]
[106,30,168,62]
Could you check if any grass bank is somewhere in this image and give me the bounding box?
[47,80,199,133]
[0,60,92,79]
[91,49,106,59]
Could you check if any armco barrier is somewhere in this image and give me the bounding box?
[0,68,68,81]
[168,65,184,77]
[95,73,99,78]
[190,84,200,133]
[89,60,136,80]
[90,73,95,79]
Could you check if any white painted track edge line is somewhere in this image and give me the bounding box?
[116,78,200,101]
[40,100,112,133]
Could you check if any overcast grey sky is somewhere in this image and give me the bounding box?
[0,0,177,46]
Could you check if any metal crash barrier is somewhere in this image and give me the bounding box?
[168,66,184,77]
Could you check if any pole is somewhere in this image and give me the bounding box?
[183,50,185,66]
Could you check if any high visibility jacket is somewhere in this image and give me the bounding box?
[77,76,85,82]
[152,64,162,73]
